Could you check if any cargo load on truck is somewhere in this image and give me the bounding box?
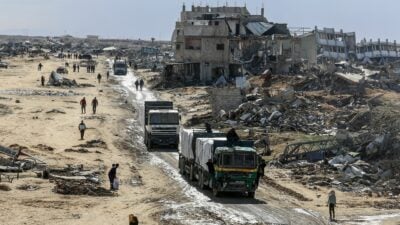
[179,128,264,198]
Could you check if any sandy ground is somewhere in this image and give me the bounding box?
[0,56,180,225]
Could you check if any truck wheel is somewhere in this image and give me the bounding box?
[189,165,194,181]
[247,192,255,198]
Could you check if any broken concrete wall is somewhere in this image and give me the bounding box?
[209,87,242,117]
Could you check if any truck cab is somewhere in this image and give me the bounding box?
[113,59,128,75]
[144,101,180,149]
[211,146,258,197]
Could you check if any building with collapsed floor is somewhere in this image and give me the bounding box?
[296,26,356,67]
[167,4,290,84]
[356,38,400,63]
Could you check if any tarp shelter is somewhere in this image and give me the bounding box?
[103,46,117,51]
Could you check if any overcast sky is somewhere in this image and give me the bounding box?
[0,0,397,42]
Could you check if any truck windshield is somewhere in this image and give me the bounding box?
[150,113,179,125]
[221,152,256,168]
[115,63,126,68]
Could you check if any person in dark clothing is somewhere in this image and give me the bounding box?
[77,64,80,72]
[106,71,110,80]
[91,97,98,114]
[226,128,240,145]
[134,80,139,91]
[206,159,215,176]
[256,158,266,186]
[38,63,43,71]
[41,75,45,86]
[73,64,76,72]
[97,73,102,84]
[108,163,119,190]
[78,120,86,140]
[205,122,212,133]
[328,190,336,221]
[80,97,87,114]
[129,214,139,225]
[139,79,144,91]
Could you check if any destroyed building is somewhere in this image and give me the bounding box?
[356,38,400,63]
[296,26,356,67]
[168,4,290,84]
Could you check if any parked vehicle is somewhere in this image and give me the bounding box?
[179,128,262,198]
[113,59,128,75]
[144,101,180,149]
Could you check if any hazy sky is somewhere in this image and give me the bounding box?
[0,0,398,42]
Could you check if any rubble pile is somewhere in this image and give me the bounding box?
[53,179,113,196]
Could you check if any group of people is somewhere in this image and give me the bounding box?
[79,97,99,115]
[134,79,144,91]
[87,64,96,73]
[72,64,80,72]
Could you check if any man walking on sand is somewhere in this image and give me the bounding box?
[134,80,139,91]
[41,75,45,86]
[108,163,119,190]
[106,71,110,80]
[78,120,87,140]
[139,79,144,91]
[97,73,102,84]
[91,97,98,114]
[328,190,336,221]
[38,63,43,71]
[80,97,87,114]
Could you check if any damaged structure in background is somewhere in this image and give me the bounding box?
[166,4,290,85]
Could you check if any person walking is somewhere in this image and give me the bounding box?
[80,97,87,114]
[328,190,336,221]
[91,97,98,114]
[73,64,76,72]
[139,79,144,91]
[108,163,119,190]
[78,120,87,140]
[41,75,45,86]
[106,71,110,80]
[38,63,43,71]
[262,129,271,156]
[134,80,139,91]
[77,64,80,72]
[97,73,102,84]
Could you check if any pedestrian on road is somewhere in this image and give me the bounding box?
[139,79,144,91]
[78,120,87,140]
[134,80,139,91]
[328,190,336,221]
[97,73,102,84]
[262,129,271,156]
[106,71,110,80]
[77,64,80,72]
[73,64,76,72]
[38,63,43,71]
[41,75,45,86]
[80,97,87,114]
[91,97,98,114]
[108,163,119,190]
[129,214,139,225]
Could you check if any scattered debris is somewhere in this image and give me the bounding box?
[0,184,11,191]
[73,139,107,149]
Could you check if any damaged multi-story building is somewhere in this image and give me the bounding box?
[356,38,400,63]
[167,4,290,84]
[296,27,356,67]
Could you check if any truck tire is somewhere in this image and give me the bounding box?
[247,192,255,198]
[189,165,194,181]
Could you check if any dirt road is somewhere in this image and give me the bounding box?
[117,65,329,225]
